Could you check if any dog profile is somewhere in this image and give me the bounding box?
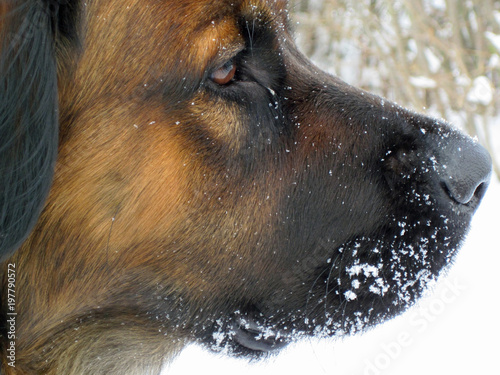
[0,0,492,374]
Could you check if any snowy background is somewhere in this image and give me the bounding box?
[166,1,499,374]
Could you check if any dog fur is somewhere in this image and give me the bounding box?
[0,1,491,374]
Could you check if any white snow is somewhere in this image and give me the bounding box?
[427,0,446,11]
[347,263,380,278]
[424,48,442,73]
[495,11,500,27]
[409,76,437,89]
[466,76,494,106]
[485,31,500,53]
[344,290,358,301]
[488,54,500,69]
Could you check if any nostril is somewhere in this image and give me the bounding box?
[439,141,492,205]
[442,178,489,205]
[474,182,488,201]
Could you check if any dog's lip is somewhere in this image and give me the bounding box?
[232,315,289,352]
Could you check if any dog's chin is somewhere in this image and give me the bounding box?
[308,232,460,336]
[202,239,460,358]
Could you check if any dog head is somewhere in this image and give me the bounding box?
[0,0,492,370]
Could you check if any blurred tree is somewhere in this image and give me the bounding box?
[290,0,500,178]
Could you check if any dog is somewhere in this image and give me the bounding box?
[0,0,492,374]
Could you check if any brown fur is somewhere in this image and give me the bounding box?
[2,1,291,373]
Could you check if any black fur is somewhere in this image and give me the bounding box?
[0,0,58,261]
[0,0,80,261]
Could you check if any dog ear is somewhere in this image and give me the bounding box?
[0,1,64,261]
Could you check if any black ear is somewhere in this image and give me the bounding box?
[0,0,68,261]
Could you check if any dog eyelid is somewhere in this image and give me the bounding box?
[210,60,237,85]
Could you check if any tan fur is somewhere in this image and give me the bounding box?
[1,1,289,373]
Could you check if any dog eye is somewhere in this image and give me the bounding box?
[210,60,236,85]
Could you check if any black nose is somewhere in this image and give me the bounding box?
[439,138,492,205]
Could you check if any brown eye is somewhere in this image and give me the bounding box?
[210,60,236,85]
